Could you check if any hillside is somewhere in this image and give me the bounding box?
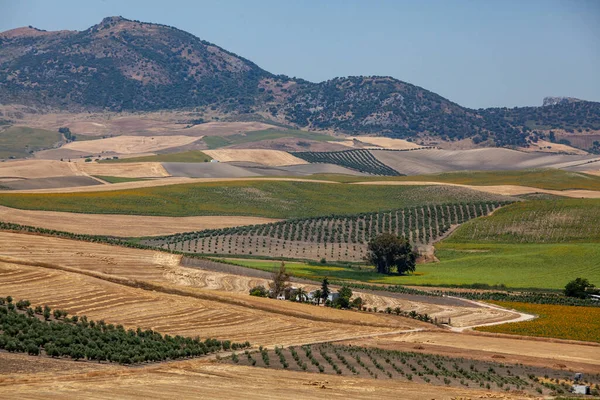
[1,16,599,148]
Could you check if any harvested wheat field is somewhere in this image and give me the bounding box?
[0,232,512,327]
[0,159,81,179]
[75,161,170,178]
[0,355,535,400]
[203,149,308,166]
[336,137,423,150]
[0,206,279,236]
[0,258,418,347]
[343,331,600,373]
[61,135,201,155]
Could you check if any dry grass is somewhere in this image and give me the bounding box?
[0,206,279,236]
[203,149,308,166]
[62,135,201,154]
[0,355,535,400]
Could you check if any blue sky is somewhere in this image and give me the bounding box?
[1,0,598,108]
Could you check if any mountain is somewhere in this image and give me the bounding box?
[1,16,599,147]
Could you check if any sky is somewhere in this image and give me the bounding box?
[1,0,599,109]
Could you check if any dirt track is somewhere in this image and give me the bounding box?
[0,206,280,236]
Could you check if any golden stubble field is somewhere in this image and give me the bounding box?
[0,232,515,327]
[0,206,280,236]
[0,353,538,400]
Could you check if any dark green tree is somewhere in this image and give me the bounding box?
[564,278,595,299]
[320,278,330,303]
[365,233,417,275]
[336,286,353,309]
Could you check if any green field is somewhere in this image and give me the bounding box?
[307,170,600,191]
[0,181,511,218]
[99,150,211,163]
[447,199,600,244]
[220,241,600,289]
[0,126,62,159]
[93,176,151,184]
[202,129,339,149]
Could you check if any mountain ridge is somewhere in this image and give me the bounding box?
[1,16,599,148]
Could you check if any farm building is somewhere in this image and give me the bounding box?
[572,384,590,395]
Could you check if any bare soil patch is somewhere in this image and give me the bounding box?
[336,137,423,150]
[0,159,81,179]
[0,176,102,190]
[76,161,170,178]
[519,139,588,155]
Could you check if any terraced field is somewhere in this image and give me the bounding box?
[146,201,508,261]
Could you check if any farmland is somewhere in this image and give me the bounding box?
[446,199,600,243]
[293,149,402,176]
[203,129,339,149]
[0,126,62,159]
[0,181,513,218]
[147,201,508,261]
[99,150,211,163]
[226,343,599,396]
[218,241,600,290]
[476,301,600,343]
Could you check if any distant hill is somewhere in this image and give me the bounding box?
[1,16,599,148]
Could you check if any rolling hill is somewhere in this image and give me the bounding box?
[1,16,599,148]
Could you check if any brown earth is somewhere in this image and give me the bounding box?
[75,161,170,177]
[335,137,423,150]
[519,139,588,155]
[0,354,536,400]
[0,206,280,236]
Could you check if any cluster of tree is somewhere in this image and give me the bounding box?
[365,233,417,275]
[58,127,75,142]
[0,296,250,364]
[292,149,401,176]
[564,278,598,300]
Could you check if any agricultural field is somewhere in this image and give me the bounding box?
[393,169,600,192]
[292,149,401,176]
[447,199,600,243]
[0,296,248,363]
[98,150,212,163]
[0,126,62,159]
[476,301,600,343]
[203,149,308,166]
[202,128,339,149]
[0,181,514,218]
[225,343,599,396]
[93,176,150,184]
[146,201,508,261]
[60,135,201,155]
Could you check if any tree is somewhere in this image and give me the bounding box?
[336,286,352,309]
[295,287,308,303]
[313,289,322,306]
[365,233,417,275]
[564,278,595,299]
[351,297,363,310]
[269,261,291,298]
[249,285,268,297]
[321,278,330,303]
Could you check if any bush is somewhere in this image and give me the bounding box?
[249,285,268,297]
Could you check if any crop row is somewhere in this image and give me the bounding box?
[292,149,401,176]
[145,201,509,259]
[228,343,597,396]
[0,296,250,364]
